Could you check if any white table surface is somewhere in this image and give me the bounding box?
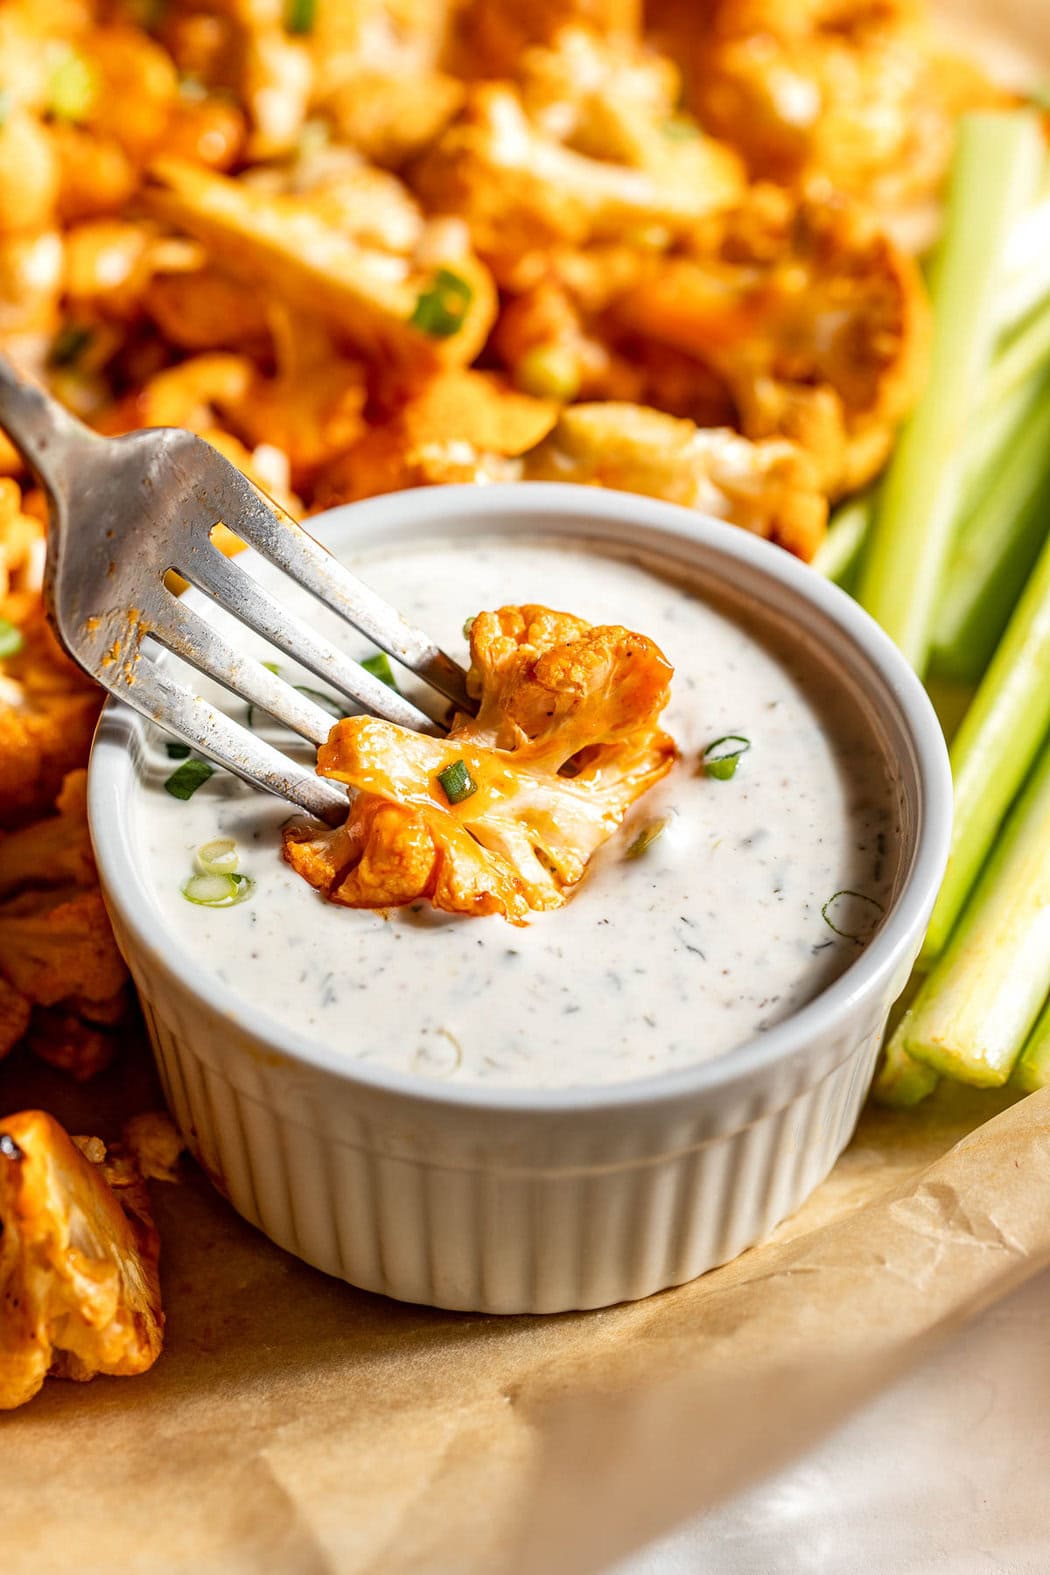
[614,1268,1050,1574]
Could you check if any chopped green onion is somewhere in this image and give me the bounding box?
[0,618,23,660]
[409,269,473,338]
[262,661,281,674]
[462,616,475,640]
[514,344,581,403]
[702,735,751,781]
[181,872,255,908]
[857,112,1044,671]
[820,890,885,943]
[436,759,477,805]
[165,741,191,759]
[164,758,214,800]
[296,686,345,719]
[923,531,1050,962]
[626,819,667,859]
[284,0,317,33]
[361,652,399,691]
[46,51,99,123]
[661,116,699,141]
[902,741,1050,1087]
[195,838,239,876]
[48,324,93,369]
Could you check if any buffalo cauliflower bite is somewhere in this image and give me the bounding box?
[525,402,826,559]
[0,1110,163,1411]
[0,610,102,824]
[617,184,930,494]
[284,606,677,922]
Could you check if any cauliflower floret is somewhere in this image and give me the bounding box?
[0,612,102,824]
[0,1110,163,1411]
[145,157,497,371]
[524,402,826,559]
[0,770,95,898]
[616,184,930,493]
[411,82,744,286]
[455,0,642,76]
[316,368,555,503]
[652,0,1002,220]
[0,889,127,1008]
[122,1111,184,1185]
[284,606,676,922]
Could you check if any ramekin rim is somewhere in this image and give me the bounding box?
[87,482,953,1114]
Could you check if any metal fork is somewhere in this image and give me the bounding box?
[0,355,473,826]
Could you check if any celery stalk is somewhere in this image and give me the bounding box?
[904,743,1050,1086]
[1000,190,1050,333]
[923,532,1050,960]
[1014,995,1050,1093]
[872,1032,939,1107]
[857,113,1044,672]
[930,378,1050,682]
[812,494,874,586]
[984,296,1050,411]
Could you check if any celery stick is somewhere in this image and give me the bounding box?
[857,113,1044,672]
[873,1030,939,1107]
[923,532,1050,960]
[812,493,874,586]
[905,743,1050,1086]
[931,378,1050,682]
[1014,994,1050,1093]
[985,296,1050,411]
[1000,190,1050,334]
[957,372,1044,520]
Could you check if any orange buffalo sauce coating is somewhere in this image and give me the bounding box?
[284,604,677,923]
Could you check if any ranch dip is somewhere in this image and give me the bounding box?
[131,534,903,1088]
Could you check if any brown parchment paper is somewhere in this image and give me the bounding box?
[2,1033,1048,1575]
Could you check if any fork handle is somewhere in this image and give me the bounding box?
[0,352,100,497]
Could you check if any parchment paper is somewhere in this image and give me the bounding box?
[2,1031,1046,1575]
[3,4,1048,1569]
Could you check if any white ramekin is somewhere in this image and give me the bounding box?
[88,485,952,1314]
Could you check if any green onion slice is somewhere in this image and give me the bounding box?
[702,735,751,780]
[462,616,475,640]
[661,116,699,141]
[181,872,255,908]
[436,758,478,805]
[821,890,885,943]
[626,819,667,858]
[0,618,23,660]
[46,51,99,123]
[49,324,93,368]
[165,740,191,759]
[360,652,398,691]
[284,0,317,33]
[409,269,473,338]
[164,758,214,800]
[195,838,239,876]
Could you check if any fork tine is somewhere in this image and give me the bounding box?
[175,537,442,733]
[147,595,341,747]
[105,650,348,823]
[217,484,476,713]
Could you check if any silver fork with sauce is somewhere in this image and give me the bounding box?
[0,354,473,825]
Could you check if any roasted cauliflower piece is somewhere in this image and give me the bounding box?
[0,611,102,825]
[284,607,676,921]
[411,80,744,286]
[318,368,556,503]
[0,768,95,898]
[145,157,497,371]
[0,889,127,1010]
[617,185,930,493]
[455,0,642,76]
[652,0,1002,218]
[0,1110,163,1411]
[524,402,826,559]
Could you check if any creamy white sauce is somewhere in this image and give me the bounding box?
[131,536,903,1088]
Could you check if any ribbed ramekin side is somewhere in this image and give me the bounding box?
[126,944,883,1313]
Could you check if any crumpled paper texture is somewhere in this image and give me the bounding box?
[2,1034,1045,1575]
